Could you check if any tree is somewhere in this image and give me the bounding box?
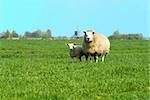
[4,30,11,39]
[113,30,121,39]
[12,30,18,37]
[24,31,31,39]
[31,29,42,38]
[0,32,5,39]
[41,32,49,39]
[46,29,52,38]
[108,30,144,40]
[113,30,120,35]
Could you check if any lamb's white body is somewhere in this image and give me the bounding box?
[82,30,110,62]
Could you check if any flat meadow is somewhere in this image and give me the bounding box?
[0,39,149,100]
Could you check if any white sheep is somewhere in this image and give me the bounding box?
[67,43,84,61]
[82,30,110,62]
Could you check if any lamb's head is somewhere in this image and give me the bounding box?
[83,30,95,43]
[67,43,77,50]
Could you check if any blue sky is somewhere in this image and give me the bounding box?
[0,0,149,37]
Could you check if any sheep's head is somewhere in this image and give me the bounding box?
[67,43,77,50]
[83,30,95,43]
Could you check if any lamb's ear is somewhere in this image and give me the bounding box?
[92,32,95,34]
[66,43,69,46]
[73,45,77,48]
[73,43,77,45]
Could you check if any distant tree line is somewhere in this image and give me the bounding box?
[24,29,52,40]
[0,29,146,40]
[0,29,52,40]
[0,30,19,39]
[108,30,144,40]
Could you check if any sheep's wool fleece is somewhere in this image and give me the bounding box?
[83,32,110,55]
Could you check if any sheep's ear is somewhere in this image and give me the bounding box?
[66,43,69,46]
[92,32,95,34]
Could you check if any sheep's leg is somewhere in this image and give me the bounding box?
[88,54,93,62]
[89,56,93,63]
[101,55,105,62]
[94,56,99,63]
[96,56,99,63]
[89,56,92,60]
[85,54,89,61]
[94,56,96,62]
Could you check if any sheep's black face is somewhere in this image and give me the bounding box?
[84,31,94,43]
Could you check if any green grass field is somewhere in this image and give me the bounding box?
[0,40,149,100]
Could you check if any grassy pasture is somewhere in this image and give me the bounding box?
[0,40,149,100]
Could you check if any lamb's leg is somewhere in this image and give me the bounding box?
[85,55,88,61]
[79,56,82,61]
